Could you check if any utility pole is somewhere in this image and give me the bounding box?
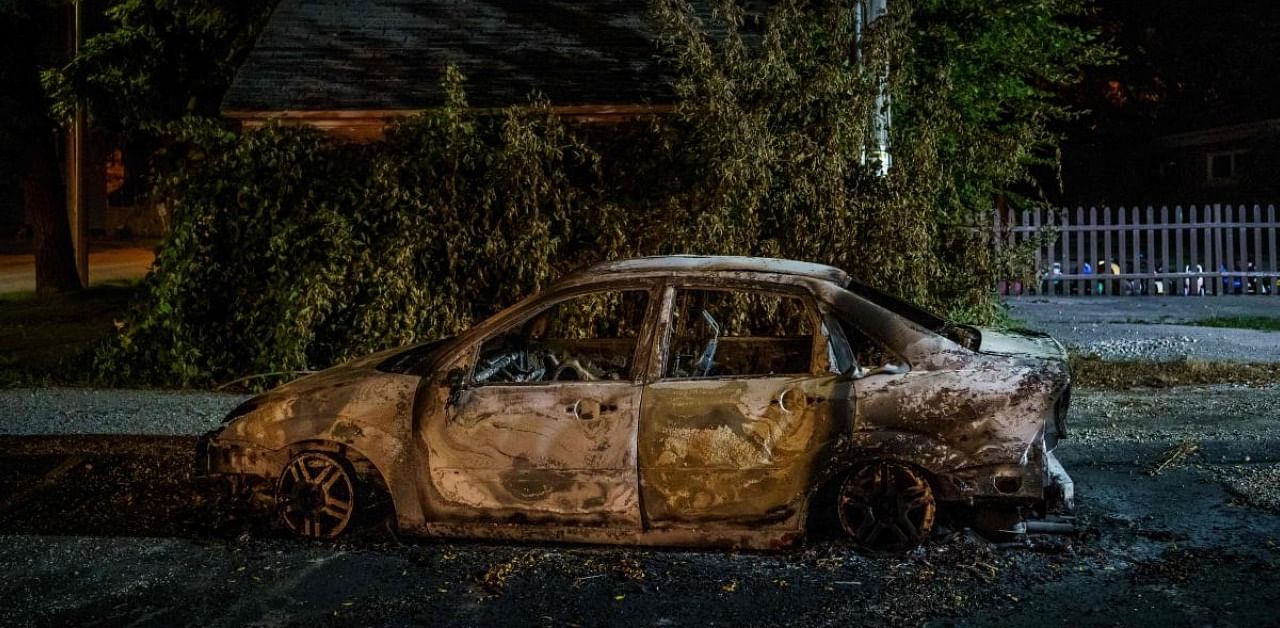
[66,0,100,287]
[67,0,90,285]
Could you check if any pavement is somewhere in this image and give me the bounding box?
[1,386,1279,626]
[0,244,154,294]
[1004,295,1280,362]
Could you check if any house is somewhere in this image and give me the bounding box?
[1153,118,1280,197]
[222,0,891,149]
[221,0,691,140]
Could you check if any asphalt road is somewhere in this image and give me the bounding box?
[2,386,1279,626]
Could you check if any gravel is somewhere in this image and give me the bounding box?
[1059,384,1280,513]
[1004,295,1280,362]
[0,388,248,436]
[1211,464,1280,512]
[1069,384,1280,446]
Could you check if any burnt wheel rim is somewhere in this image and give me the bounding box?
[836,461,936,552]
[276,453,356,539]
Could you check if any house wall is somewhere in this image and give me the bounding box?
[1156,140,1249,199]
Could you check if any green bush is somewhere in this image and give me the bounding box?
[97,0,1103,388]
[98,70,624,386]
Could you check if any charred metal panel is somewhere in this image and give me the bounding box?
[850,358,1061,498]
[425,379,642,526]
[639,376,846,528]
[214,352,423,522]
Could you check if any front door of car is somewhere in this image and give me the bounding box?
[423,286,655,527]
[638,284,850,529]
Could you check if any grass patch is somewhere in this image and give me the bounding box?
[0,284,136,386]
[1071,354,1280,390]
[1188,315,1280,332]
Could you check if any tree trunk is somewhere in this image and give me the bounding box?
[23,130,82,296]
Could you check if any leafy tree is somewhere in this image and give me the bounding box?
[41,0,273,200]
[95,0,1108,386]
[902,0,1112,212]
[42,0,271,130]
[646,0,1106,316]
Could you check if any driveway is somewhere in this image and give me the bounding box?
[1004,295,1280,362]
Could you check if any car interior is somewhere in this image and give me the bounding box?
[472,290,650,384]
[664,289,814,378]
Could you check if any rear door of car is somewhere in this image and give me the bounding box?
[637,277,850,530]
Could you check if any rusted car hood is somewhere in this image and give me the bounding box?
[267,346,407,398]
[975,328,1067,362]
[218,345,420,448]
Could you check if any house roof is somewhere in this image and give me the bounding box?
[1156,118,1280,149]
[221,0,695,116]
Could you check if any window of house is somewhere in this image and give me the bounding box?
[473,290,649,384]
[664,289,814,378]
[1207,150,1247,182]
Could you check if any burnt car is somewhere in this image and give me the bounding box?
[199,256,1073,551]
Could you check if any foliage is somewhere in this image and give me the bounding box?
[96,0,1107,387]
[903,0,1111,212]
[40,0,271,133]
[643,0,1105,318]
[96,72,623,385]
[1189,316,1280,333]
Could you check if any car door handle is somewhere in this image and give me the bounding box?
[566,400,618,420]
[771,389,826,413]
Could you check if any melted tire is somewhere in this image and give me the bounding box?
[836,461,937,553]
[276,452,359,539]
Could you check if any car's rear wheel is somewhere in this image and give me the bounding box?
[276,452,358,539]
[836,461,936,552]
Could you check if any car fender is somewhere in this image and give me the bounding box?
[827,429,977,498]
[282,421,423,527]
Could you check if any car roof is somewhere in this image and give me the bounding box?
[574,255,851,285]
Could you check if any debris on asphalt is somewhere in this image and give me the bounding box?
[1148,440,1200,475]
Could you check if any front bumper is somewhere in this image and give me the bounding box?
[195,429,281,479]
[195,430,280,512]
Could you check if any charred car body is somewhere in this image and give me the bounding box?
[199,256,1073,551]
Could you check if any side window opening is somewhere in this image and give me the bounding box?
[837,316,899,372]
[473,290,649,385]
[664,289,814,378]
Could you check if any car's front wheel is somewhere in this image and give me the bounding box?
[276,452,359,539]
[836,461,936,552]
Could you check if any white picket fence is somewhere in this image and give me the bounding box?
[996,204,1280,297]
